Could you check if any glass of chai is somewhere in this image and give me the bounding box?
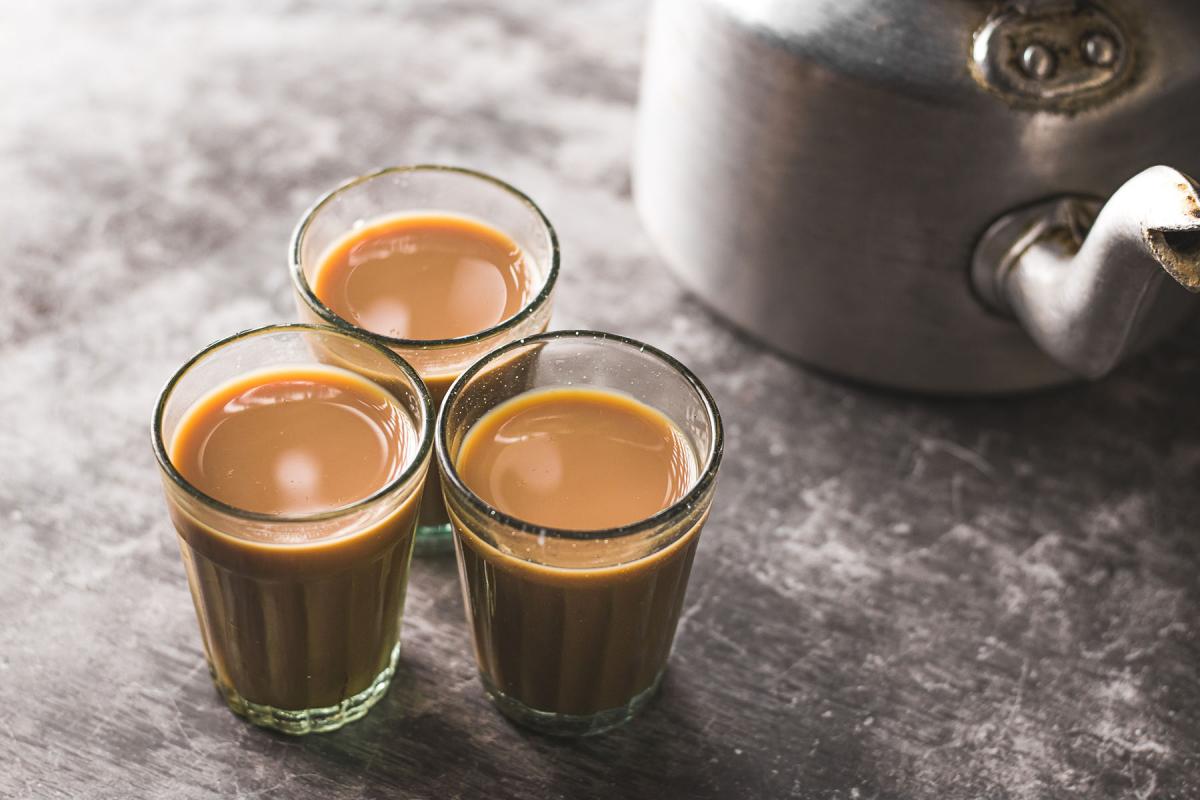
[436,331,724,736]
[152,324,433,735]
[289,165,559,555]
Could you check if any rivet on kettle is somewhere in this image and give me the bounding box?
[1020,43,1056,80]
[1082,32,1118,67]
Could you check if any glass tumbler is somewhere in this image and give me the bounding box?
[437,331,724,736]
[152,324,433,735]
[290,165,559,555]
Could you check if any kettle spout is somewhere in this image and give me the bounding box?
[972,165,1200,378]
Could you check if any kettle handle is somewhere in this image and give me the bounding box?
[971,166,1200,378]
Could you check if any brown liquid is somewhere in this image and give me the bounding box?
[172,367,414,516]
[452,388,703,716]
[312,213,537,531]
[167,366,423,711]
[458,388,695,529]
[312,213,533,341]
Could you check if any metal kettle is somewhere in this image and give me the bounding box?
[633,0,1200,393]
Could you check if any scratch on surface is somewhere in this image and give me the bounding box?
[167,695,195,751]
[950,473,966,521]
[1134,771,1158,800]
[706,627,750,660]
[769,656,807,691]
[904,449,928,481]
[676,578,713,636]
[920,437,996,477]
[1001,659,1030,731]
[174,656,207,689]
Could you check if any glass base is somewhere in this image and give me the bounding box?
[414,522,454,556]
[480,669,664,737]
[213,642,400,735]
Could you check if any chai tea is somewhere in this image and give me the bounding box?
[311,213,535,345]
[165,362,425,725]
[452,386,704,721]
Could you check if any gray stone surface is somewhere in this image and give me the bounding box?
[2,2,1198,798]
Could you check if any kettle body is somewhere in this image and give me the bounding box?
[634,0,1200,393]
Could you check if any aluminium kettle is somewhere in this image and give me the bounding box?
[633,0,1200,393]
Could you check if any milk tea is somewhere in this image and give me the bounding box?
[168,365,422,713]
[452,387,703,716]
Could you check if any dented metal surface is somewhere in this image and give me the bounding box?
[969,1,1135,111]
[635,0,1200,392]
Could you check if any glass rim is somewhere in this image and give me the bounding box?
[151,323,435,528]
[435,329,725,542]
[288,164,561,351]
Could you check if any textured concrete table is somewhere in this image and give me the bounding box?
[3,2,1199,798]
